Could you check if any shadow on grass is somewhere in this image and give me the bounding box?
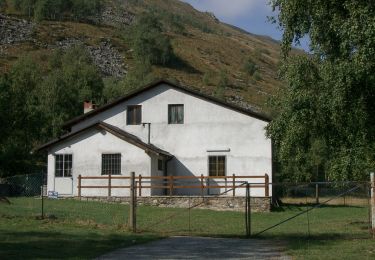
[255,232,371,251]
[166,55,201,74]
[271,203,364,212]
[0,229,159,259]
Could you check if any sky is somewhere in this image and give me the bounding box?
[181,0,310,51]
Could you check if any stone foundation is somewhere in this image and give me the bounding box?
[76,196,271,212]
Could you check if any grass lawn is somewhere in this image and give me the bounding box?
[1,197,374,259]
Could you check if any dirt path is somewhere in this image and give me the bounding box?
[97,236,291,260]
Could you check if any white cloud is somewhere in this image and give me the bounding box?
[182,0,269,19]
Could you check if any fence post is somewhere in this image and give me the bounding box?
[129,172,136,233]
[315,183,319,204]
[108,173,112,197]
[200,174,204,196]
[78,174,82,200]
[265,174,269,197]
[41,172,45,219]
[371,172,375,234]
[138,174,142,197]
[169,175,174,196]
[233,174,236,197]
[245,182,251,237]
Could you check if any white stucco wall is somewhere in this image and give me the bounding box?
[47,128,152,197]
[64,83,272,197]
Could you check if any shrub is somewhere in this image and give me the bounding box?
[11,0,102,21]
[253,71,262,81]
[132,14,176,66]
[243,58,258,76]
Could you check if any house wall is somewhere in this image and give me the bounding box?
[70,83,272,197]
[47,129,152,197]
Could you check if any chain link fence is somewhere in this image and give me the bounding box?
[0,175,372,242]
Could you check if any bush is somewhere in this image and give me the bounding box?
[11,0,102,21]
[0,0,7,11]
[253,71,262,81]
[202,71,214,86]
[132,14,176,66]
[243,58,258,76]
[214,69,228,98]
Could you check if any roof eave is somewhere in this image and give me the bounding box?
[62,79,271,130]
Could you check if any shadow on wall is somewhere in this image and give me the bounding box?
[167,159,220,196]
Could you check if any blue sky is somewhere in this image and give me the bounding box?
[181,0,309,51]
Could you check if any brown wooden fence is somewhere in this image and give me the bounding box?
[77,173,270,198]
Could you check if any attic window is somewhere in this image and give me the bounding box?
[168,104,184,124]
[127,105,142,125]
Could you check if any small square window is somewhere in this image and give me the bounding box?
[102,154,121,175]
[127,105,142,125]
[168,104,184,124]
[208,156,226,177]
[158,159,163,171]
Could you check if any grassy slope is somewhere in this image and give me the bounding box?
[1,198,374,259]
[0,0,290,113]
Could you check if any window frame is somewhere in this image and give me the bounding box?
[158,159,163,171]
[168,104,184,124]
[101,153,122,175]
[126,105,142,125]
[208,155,226,177]
[55,154,73,178]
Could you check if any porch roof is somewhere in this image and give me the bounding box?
[35,122,173,158]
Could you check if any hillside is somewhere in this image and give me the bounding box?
[0,0,286,113]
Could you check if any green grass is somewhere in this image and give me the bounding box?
[1,197,374,259]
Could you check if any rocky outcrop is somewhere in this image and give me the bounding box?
[228,95,261,113]
[0,14,34,44]
[88,5,135,28]
[53,38,127,77]
[87,41,126,77]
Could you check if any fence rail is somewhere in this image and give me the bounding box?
[77,173,270,198]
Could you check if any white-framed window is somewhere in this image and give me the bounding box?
[55,154,72,177]
[101,153,121,175]
[208,155,226,176]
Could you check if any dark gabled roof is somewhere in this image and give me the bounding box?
[63,79,271,129]
[35,122,173,158]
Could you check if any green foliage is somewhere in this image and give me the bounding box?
[145,4,214,35]
[243,58,258,76]
[11,0,102,21]
[103,62,155,102]
[0,47,103,177]
[70,0,102,21]
[253,71,262,81]
[131,14,176,66]
[267,0,375,181]
[214,69,228,98]
[0,0,7,11]
[202,71,215,86]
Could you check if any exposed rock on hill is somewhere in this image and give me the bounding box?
[0,14,34,44]
[87,41,126,77]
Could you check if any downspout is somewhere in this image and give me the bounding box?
[142,123,151,144]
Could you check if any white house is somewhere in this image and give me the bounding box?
[37,80,272,198]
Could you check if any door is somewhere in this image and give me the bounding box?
[208,155,226,195]
[54,154,74,196]
[54,176,73,195]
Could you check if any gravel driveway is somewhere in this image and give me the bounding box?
[97,236,291,260]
